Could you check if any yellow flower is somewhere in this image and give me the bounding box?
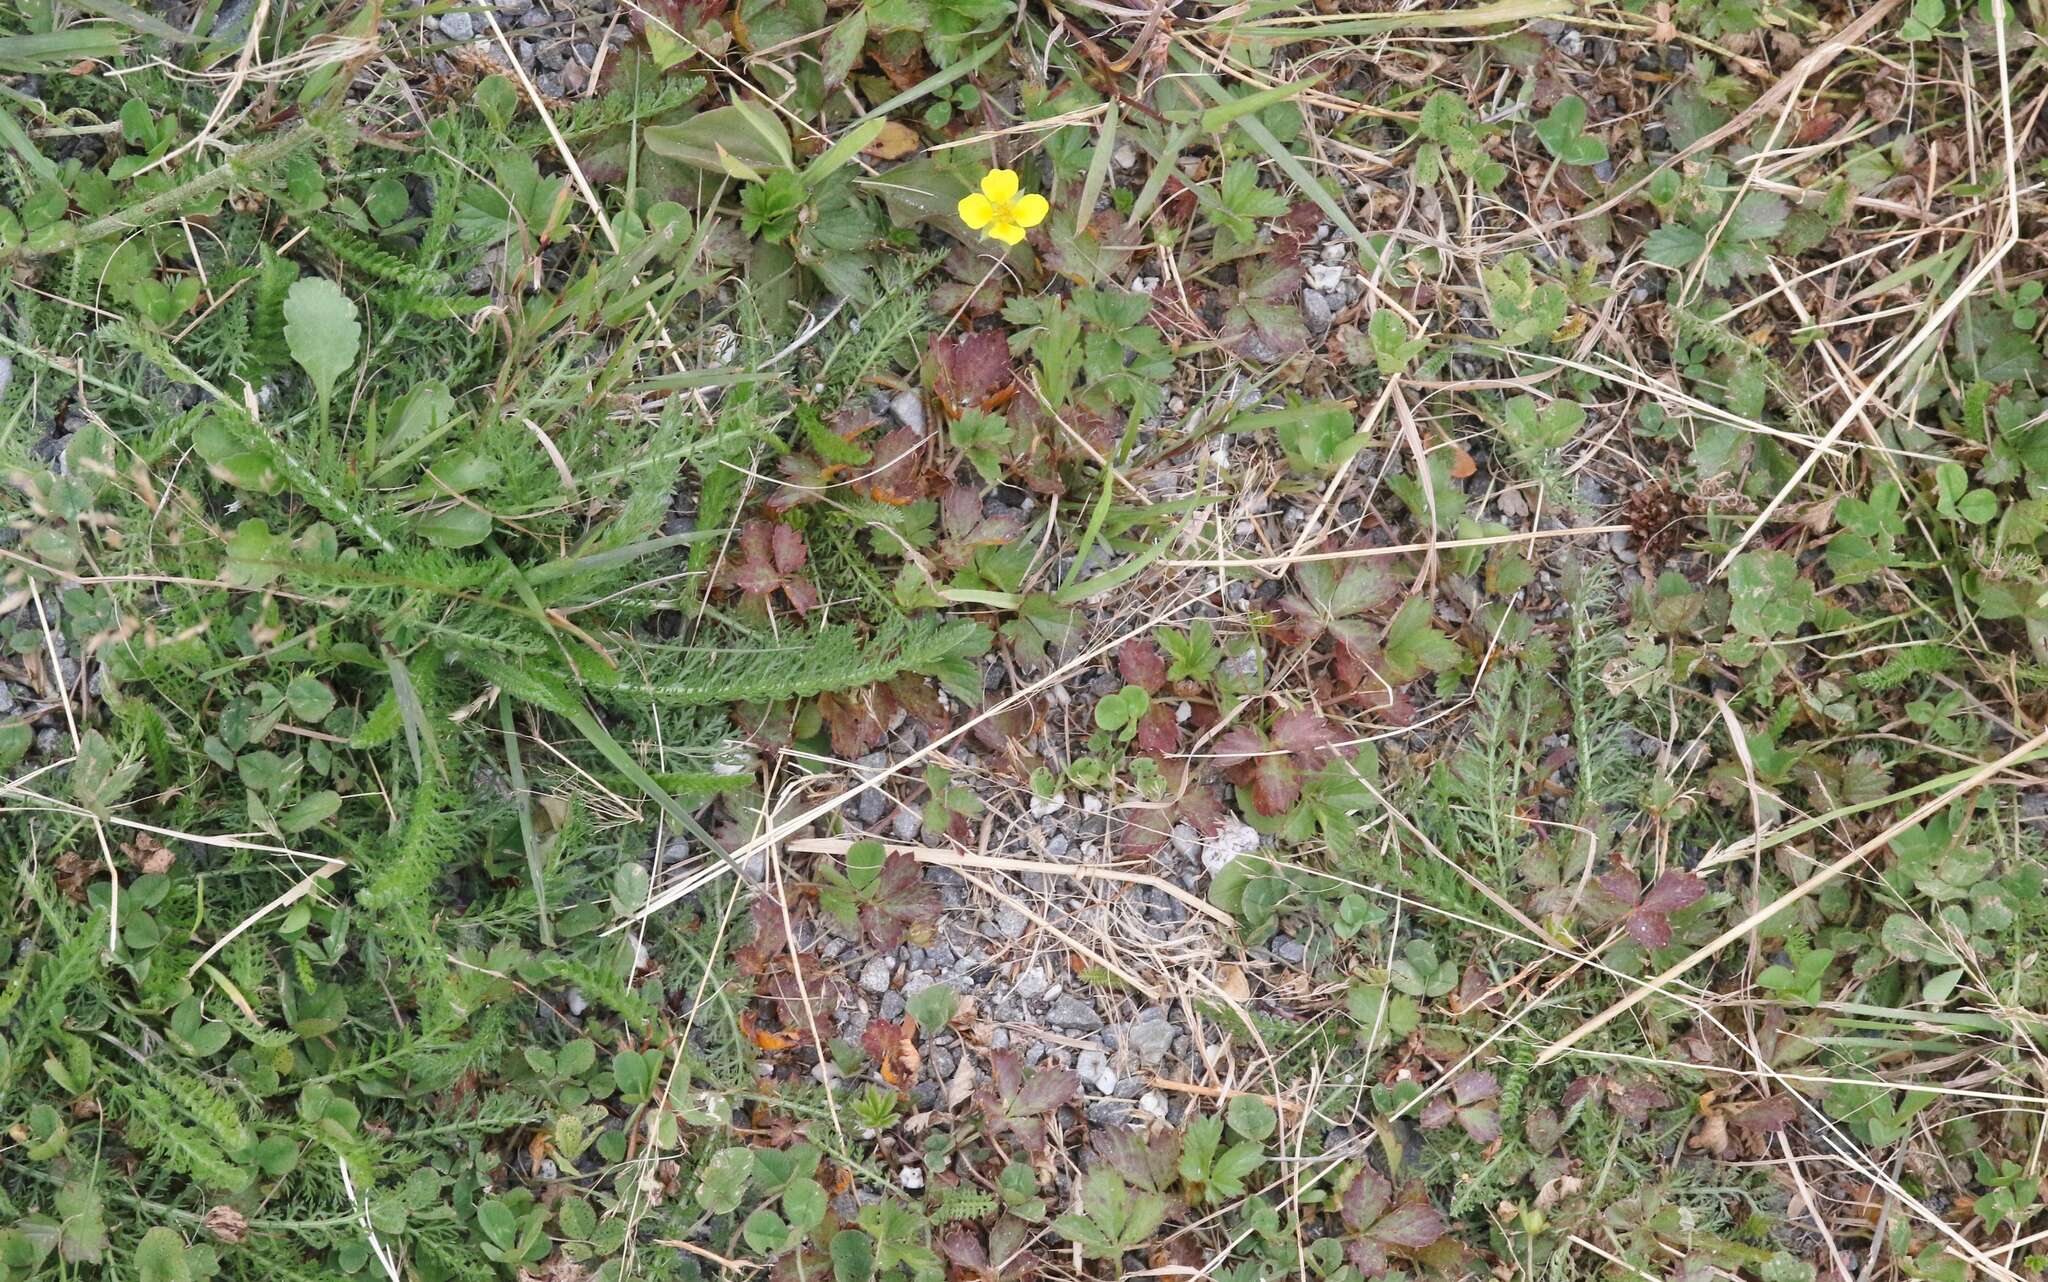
[957,168,1048,246]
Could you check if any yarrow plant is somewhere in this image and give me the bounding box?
[957,168,1048,245]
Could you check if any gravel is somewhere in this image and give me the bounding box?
[1045,995,1104,1032]
[858,956,893,994]
[1201,816,1260,874]
[1124,1016,1178,1068]
[437,9,475,39]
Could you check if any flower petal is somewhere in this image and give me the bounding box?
[987,219,1024,245]
[1010,192,1049,229]
[957,192,996,229]
[979,168,1020,204]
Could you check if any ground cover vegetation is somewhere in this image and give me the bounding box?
[2,0,2047,1278]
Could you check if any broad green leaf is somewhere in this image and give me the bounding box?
[1381,597,1460,683]
[645,102,794,176]
[281,277,360,410]
[134,1228,191,1282]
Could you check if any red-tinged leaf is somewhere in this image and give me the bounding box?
[1346,1239,1390,1276]
[887,675,948,728]
[864,426,925,505]
[771,523,807,573]
[1417,1098,1457,1131]
[1118,639,1168,693]
[1003,1114,1048,1150]
[818,692,885,759]
[1341,1168,1391,1230]
[927,330,1015,415]
[1559,1077,1598,1110]
[1250,754,1301,816]
[731,562,782,596]
[939,1228,988,1271]
[1458,1105,1502,1145]
[860,1017,905,1062]
[1731,1095,1799,1134]
[1640,871,1706,915]
[1176,784,1227,836]
[1611,1081,1670,1123]
[740,520,773,565]
[1593,870,1643,910]
[1135,706,1180,754]
[1009,1066,1081,1116]
[782,574,819,615]
[858,852,940,949]
[1094,1126,1182,1193]
[1212,727,1269,767]
[1624,908,1673,949]
[1271,709,1346,763]
[989,1049,1024,1101]
[940,483,982,542]
[1451,1071,1499,1107]
[1370,1200,1446,1250]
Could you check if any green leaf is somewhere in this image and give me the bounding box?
[906,983,957,1033]
[69,731,142,818]
[1381,597,1460,683]
[281,277,360,410]
[0,29,127,73]
[477,1199,518,1249]
[134,1229,191,1282]
[784,1177,828,1230]
[284,674,336,722]
[645,102,794,176]
[1531,96,1608,166]
[1226,1093,1278,1142]
[696,1147,756,1214]
[742,1208,793,1256]
[831,1229,876,1282]
[805,117,888,185]
[1643,224,1707,268]
[416,505,493,548]
[54,1183,107,1264]
[1728,550,1813,639]
[1200,75,1324,134]
[1366,309,1427,377]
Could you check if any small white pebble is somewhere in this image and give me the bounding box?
[899,1166,925,1191]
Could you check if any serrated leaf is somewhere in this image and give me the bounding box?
[281,277,360,409]
[1644,224,1707,268]
[1381,597,1460,683]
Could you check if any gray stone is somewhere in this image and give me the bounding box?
[1302,289,1334,334]
[993,905,1030,940]
[854,787,888,825]
[1202,817,1260,874]
[1046,996,1102,1032]
[1075,1049,1117,1095]
[890,808,922,841]
[880,990,905,1022]
[858,956,893,994]
[1013,966,1050,1002]
[1271,935,1306,965]
[1125,1017,1177,1068]
[535,71,563,97]
[437,10,476,39]
[889,390,927,435]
